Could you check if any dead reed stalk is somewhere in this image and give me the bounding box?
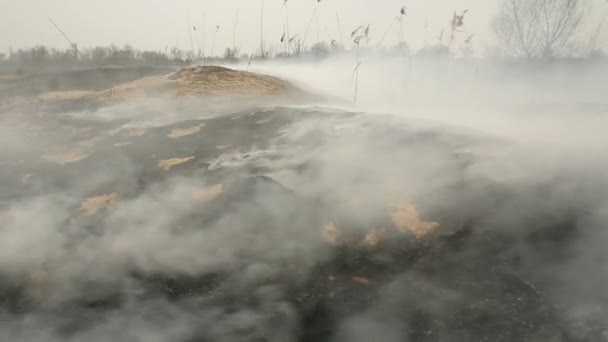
[352,24,369,103]
[336,12,344,45]
[233,11,240,51]
[284,0,291,54]
[202,10,207,63]
[303,0,323,49]
[187,9,195,57]
[260,0,266,57]
[449,9,468,52]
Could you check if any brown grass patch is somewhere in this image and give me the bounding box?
[158,156,195,171]
[81,192,119,215]
[389,200,439,238]
[167,124,204,139]
[97,76,176,103]
[39,90,97,101]
[361,229,384,247]
[44,150,93,165]
[95,66,300,104]
[172,66,293,98]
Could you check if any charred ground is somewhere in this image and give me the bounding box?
[0,66,606,341]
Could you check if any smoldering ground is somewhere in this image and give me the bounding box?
[1,56,608,341]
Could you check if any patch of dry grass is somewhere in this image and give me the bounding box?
[158,156,196,171]
[167,124,205,139]
[81,192,119,215]
[389,199,440,238]
[43,150,93,165]
[38,91,97,101]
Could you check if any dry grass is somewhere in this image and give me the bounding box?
[361,229,383,247]
[123,127,147,137]
[389,199,440,238]
[158,156,196,171]
[38,90,97,101]
[97,76,174,104]
[109,127,147,137]
[43,150,93,165]
[319,197,438,247]
[3,66,312,113]
[167,124,205,139]
[171,66,294,97]
[81,192,119,215]
[97,66,300,102]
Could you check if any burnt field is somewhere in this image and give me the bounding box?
[0,65,607,341]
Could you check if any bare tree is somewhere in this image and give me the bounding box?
[493,0,587,58]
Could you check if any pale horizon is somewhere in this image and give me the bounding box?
[1,0,607,56]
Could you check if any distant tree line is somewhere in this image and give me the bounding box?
[0,41,414,73]
[1,0,607,75]
[1,45,176,70]
[0,42,343,72]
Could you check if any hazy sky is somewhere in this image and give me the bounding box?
[1,0,607,55]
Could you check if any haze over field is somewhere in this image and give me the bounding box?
[1,0,608,341]
[1,0,607,54]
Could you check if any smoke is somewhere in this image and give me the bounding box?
[1,54,608,340]
[246,54,608,339]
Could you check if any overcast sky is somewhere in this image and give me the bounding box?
[1,0,607,55]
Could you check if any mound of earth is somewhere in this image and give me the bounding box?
[97,65,313,103]
[1,66,318,113]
